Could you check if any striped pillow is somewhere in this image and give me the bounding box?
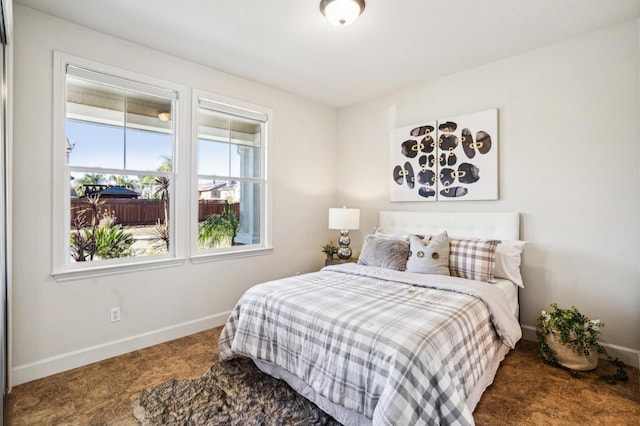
[449,238,500,282]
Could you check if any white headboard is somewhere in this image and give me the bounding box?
[379,211,519,240]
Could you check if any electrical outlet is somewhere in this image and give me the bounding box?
[110,307,121,322]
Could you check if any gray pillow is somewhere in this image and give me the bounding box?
[406,232,450,275]
[357,235,409,271]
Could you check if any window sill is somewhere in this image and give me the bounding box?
[52,247,273,281]
[190,246,273,264]
[52,257,187,282]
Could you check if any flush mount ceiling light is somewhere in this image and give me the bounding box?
[320,0,365,27]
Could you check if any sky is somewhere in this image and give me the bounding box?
[67,119,259,181]
[67,119,172,172]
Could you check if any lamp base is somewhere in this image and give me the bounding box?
[337,230,352,260]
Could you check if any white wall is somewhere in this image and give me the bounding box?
[336,21,640,364]
[12,5,640,386]
[11,6,337,385]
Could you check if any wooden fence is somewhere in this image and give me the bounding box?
[70,198,239,226]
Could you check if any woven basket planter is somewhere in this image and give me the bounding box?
[546,330,598,371]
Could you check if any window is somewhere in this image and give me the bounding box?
[65,67,176,263]
[52,54,271,279]
[193,94,270,258]
[53,54,186,279]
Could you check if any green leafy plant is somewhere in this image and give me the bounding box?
[70,195,135,261]
[92,223,135,259]
[198,202,239,249]
[536,303,627,383]
[321,242,338,255]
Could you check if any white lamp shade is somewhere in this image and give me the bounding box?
[328,207,360,230]
[321,0,364,27]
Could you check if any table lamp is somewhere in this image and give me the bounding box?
[328,207,360,260]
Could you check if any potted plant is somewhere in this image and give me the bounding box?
[321,242,338,260]
[536,303,627,383]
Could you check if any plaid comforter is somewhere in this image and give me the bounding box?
[219,263,521,426]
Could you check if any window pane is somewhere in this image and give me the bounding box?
[62,64,179,272]
[124,128,173,172]
[66,76,174,173]
[230,117,261,148]
[198,108,231,140]
[198,139,229,176]
[67,120,125,169]
[196,179,260,251]
[235,181,261,246]
[198,112,262,179]
[67,118,174,173]
[197,178,237,202]
[66,76,126,169]
[125,91,173,172]
[197,179,239,249]
[69,173,171,262]
[230,145,261,179]
[230,117,261,178]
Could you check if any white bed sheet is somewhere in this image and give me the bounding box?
[494,278,519,318]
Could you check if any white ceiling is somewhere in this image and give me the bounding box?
[14,0,640,108]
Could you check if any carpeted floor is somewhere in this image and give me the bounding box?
[6,326,640,425]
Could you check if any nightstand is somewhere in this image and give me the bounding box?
[324,258,357,267]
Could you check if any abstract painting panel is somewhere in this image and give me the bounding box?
[390,121,438,201]
[390,109,498,201]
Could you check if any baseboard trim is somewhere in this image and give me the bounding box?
[10,311,231,387]
[521,325,640,368]
[11,319,638,388]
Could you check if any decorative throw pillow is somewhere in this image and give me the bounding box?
[357,235,410,271]
[406,232,450,275]
[494,240,527,287]
[449,238,500,282]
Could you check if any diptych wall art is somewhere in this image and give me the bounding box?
[390,109,498,201]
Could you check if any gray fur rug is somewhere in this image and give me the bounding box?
[133,357,341,425]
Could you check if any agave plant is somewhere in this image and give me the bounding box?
[70,214,92,262]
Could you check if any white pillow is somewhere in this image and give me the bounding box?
[372,227,410,241]
[373,227,426,241]
[494,240,527,287]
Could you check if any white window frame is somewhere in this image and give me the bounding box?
[52,52,189,281]
[190,89,272,263]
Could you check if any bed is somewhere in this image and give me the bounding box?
[218,211,524,425]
